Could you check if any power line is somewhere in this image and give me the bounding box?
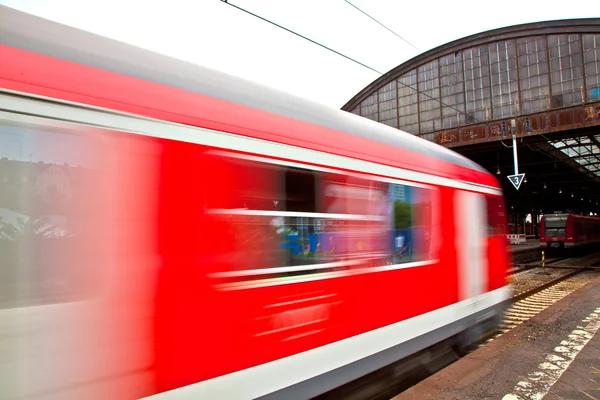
[221,0,474,123]
[343,0,484,125]
[342,1,497,128]
[342,0,463,89]
[220,0,382,75]
[343,0,420,53]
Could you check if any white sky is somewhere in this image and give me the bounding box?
[1,0,596,108]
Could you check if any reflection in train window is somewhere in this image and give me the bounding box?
[0,120,110,308]
[389,183,434,264]
[204,158,387,276]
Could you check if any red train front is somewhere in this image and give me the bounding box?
[540,212,600,249]
[0,6,512,400]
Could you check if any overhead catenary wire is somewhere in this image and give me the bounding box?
[221,0,478,127]
[220,0,382,75]
[343,0,420,52]
[342,0,487,125]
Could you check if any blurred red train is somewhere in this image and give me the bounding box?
[540,213,600,249]
[0,6,511,400]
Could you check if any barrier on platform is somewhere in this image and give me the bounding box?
[506,234,526,245]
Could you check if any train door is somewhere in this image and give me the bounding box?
[454,191,489,301]
[485,194,511,291]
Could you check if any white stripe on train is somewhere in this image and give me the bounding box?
[0,90,502,197]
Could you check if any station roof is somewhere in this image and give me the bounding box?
[341,19,600,216]
[457,131,600,217]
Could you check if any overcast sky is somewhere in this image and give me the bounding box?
[1,0,596,108]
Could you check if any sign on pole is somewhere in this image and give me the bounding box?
[507,173,525,190]
[508,123,525,190]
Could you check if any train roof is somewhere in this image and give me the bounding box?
[0,5,488,176]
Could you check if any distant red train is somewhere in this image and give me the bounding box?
[540,213,600,249]
[0,6,511,400]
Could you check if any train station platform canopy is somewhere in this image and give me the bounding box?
[342,19,600,219]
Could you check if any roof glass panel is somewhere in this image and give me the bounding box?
[546,138,600,189]
[577,147,591,155]
[560,147,579,157]
[564,139,579,146]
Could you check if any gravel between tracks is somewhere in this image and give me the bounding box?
[510,267,576,297]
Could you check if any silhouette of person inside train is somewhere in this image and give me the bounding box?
[302,242,310,255]
[328,236,336,255]
[395,234,406,258]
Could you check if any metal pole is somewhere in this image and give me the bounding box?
[542,250,545,273]
[512,132,519,175]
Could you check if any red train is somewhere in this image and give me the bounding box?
[540,213,600,249]
[0,6,511,399]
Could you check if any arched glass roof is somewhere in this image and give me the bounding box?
[342,19,600,144]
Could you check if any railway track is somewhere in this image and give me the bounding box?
[509,256,571,275]
[482,252,600,345]
[480,268,598,347]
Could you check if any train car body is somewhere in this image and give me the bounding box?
[0,6,511,400]
[540,213,600,249]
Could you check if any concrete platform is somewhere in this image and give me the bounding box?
[394,272,600,400]
[546,333,600,399]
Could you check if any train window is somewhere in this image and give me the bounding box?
[544,215,567,237]
[314,174,390,264]
[204,154,439,287]
[205,156,393,280]
[0,119,111,308]
[389,183,436,263]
